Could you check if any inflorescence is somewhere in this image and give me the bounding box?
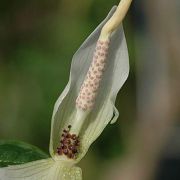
[76,40,110,111]
[56,125,80,159]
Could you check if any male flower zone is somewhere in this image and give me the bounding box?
[0,0,132,179]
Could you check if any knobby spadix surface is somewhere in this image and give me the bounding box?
[0,6,129,180]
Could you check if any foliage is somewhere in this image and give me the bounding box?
[0,140,49,167]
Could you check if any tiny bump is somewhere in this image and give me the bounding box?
[99,41,103,45]
[63,149,68,155]
[71,134,77,140]
[61,144,67,149]
[100,59,104,63]
[97,46,101,50]
[102,46,107,51]
[66,134,71,138]
[72,149,78,153]
[98,67,103,71]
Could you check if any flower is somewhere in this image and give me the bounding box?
[0,5,130,180]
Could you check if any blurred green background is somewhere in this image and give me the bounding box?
[0,0,145,179]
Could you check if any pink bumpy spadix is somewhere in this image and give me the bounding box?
[76,39,110,111]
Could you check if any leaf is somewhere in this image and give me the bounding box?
[0,140,49,167]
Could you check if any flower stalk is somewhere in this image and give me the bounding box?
[100,0,132,40]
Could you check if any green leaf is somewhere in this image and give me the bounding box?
[0,140,49,167]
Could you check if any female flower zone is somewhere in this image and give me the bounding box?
[0,0,132,179]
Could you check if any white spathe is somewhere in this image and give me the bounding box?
[0,6,129,180]
[0,159,82,180]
